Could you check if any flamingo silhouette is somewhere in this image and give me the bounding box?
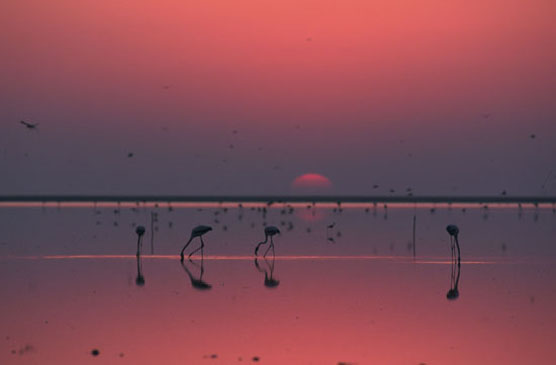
[446,224,460,262]
[254,256,280,288]
[180,225,212,261]
[254,226,280,257]
[135,226,146,256]
[446,224,461,299]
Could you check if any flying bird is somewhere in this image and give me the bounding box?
[19,120,38,130]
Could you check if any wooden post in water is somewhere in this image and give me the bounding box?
[412,214,416,258]
[150,212,155,255]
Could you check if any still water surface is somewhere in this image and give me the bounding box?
[1,203,555,364]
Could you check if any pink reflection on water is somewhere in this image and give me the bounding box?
[1,258,555,364]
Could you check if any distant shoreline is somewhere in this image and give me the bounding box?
[0,195,554,204]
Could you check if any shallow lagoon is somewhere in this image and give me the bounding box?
[1,203,555,364]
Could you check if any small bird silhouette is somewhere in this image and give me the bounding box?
[254,226,280,257]
[19,120,38,130]
[180,225,212,261]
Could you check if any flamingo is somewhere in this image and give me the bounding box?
[180,225,212,261]
[254,226,280,257]
[135,226,146,256]
[445,224,461,300]
[446,224,460,262]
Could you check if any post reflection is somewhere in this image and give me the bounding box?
[181,259,212,291]
[446,251,461,300]
[254,256,280,289]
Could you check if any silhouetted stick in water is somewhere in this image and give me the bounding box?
[180,258,211,290]
[412,215,416,258]
[135,255,145,287]
[254,226,280,257]
[254,256,280,288]
[135,226,146,256]
[180,225,212,261]
[150,212,158,254]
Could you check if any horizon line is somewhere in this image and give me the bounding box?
[0,195,555,204]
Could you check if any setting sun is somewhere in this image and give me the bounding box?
[291,173,333,193]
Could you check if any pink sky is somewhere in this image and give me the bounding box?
[1,0,555,195]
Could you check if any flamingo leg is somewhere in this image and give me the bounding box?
[455,235,461,264]
[188,242,202,259]
[264,237,275,258]
[188,236,205,259]
[136,236,142,257]
[180,236,194,261]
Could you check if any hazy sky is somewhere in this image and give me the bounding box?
[1,0,555,196]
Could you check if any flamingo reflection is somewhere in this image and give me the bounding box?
[254,256,280,288]
[180,258,211,290]
[447,251,461,300]
[446,224,461,300]
[135,255,145,287]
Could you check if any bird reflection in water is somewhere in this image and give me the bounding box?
[181,258,212,291]
[135,255,145,287]
[254,256,280,289]
[446,224,461,300]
